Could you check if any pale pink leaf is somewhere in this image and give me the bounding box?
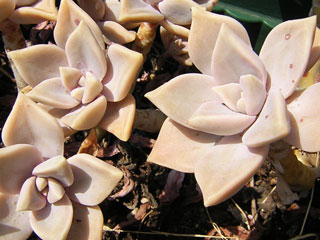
[212,83,242,112]
[188,7,250,75]
[67,203,103,240]
[60,67,83,91]
[66,153,123,206]
[259,16,316,98]
[32,155,74,187]
[187,101,256,136]
[102,44,143,102]
[60,95,107,131]
[119,0,164,23]
[54,0,105,50]
[77,0,105,20]
[99,94,135,141]
[27,77,80,109]
[242,90,291,147]
[0,144,43,195]
[7,44,68,87]
[239,74,266,116]
[65,21,107,81]
[211,24,267,85]
[147,118,220,173]
[82,72,103,104]
[9,0,57,24]
[0,193,33,240]
[29,194,73,240]
[285,83,320,152]
[16,176,47,211]
[145,73,220,129]
[0,0,15,22]
[47,178,65,204]
[195,135,268,206]
[158,0,200,25]
[98,21,136,44]
[2,93,64,158]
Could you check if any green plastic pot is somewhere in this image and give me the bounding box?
[212,0,312,52]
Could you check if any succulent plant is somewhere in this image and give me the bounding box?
[8,0,143,141]
[145,7,320,206]
[0,93,123,240]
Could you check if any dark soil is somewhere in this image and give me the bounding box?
[1,9,320,240]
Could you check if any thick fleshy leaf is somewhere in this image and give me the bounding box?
[32,155,74,187]
[147,118,220,173]
[7,44,68,87]
[67,203,103,240]
[71,87,85,101]
[211,24,267,85]
[187,101,256,135]
[188,7,250,75]
[242,90,291,147]
[212,83,242,112]
[306,27,320,73]
[259,16,316,99]
[47,178,65,204]
[0,144,43,195]
[9,0,58,24]
[98,21,136,44]
[27,77,80,109]
[60,67,83,91]
[65,21,107,81]
[0,0,15,22]
[240,74,266,116]
[236,97,246,114]
[77,0,105,20]
[104,0,121,22]
[195,135,268,206]
[102,44,143,102]
[119,0,164,23]
[36,177,48,192]
[285,83,320,152]
[145,73,220,129]
[30,194,73,240]
[160,19,190,39]
[2,93,64,158]
[66,153,123,206]
[158,0,201,25]
[16,176,46,211]
[54,0,105,50]
[82,72,103,104]
[99,94,135,141]
[61,95,107,130]
[0,193,33,240]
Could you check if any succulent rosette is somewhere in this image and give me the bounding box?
[145,8,320,206]
[8,0,143,141]
[78,0,218,64]
[0,93,123,240]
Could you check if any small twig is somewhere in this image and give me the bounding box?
[289,233,318,240]
[252,185,277,220]
[230,198,251,231]
[103,225,238,239]
[205,207,229,240]
[250,177,258,223]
